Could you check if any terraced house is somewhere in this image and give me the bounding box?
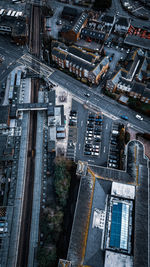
[52,43,109,85]
[106,49,150,103]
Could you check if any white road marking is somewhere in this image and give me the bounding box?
[79,143,81,150]
[106,124,108,129]
[103,146,106,153]
[81,120,83,126]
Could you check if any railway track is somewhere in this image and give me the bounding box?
[16,3,40,267]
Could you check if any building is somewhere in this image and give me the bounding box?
[80,27,106,43]
[0,14,26,44]
[106,49,150,103]
[0,106,10,129]
[104,196,133,254]
[61,6,80,21]
[58,139,149,267]
[52,43,109,85]
[101,15,115,28]
[61,12,88,42]
[104,251,133,267]
[115,16,130,33]
[106,69,127,92]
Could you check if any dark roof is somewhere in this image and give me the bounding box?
[125,35,150,50]
[0,106,9,125]
[62,6,79,18]
[61,24,72,33]
[48,90,55,105]
[92,57,109,76]
[47,106,54,116]
[68,46,95,63]
[142,89,150,98]
[127,141,148,267]
[81,27,105,41]
[131,82,145,94]
[66,53,94,71]
[101,15,114,24]
[72,12,88,34]
[52,47,67,60]
[0,135,7,156]
[116,16,129,27]
[83,178,111,267]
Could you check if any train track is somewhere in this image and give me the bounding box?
[16,3,40,267]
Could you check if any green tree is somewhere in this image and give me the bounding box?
[37,246,57,267]
[54,160,71,207]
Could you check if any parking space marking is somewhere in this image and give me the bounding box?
[81,120,83,126]
[79,143,81,150]
[103,146,106,153]
[106,124,108,130]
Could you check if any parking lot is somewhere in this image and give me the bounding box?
[68,100,112,166]
[83,112,103,158]
[66,109,78,161]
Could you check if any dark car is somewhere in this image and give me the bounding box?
[84,151,91,155]
[111,141,117,145]
[94,138,101,142]
[120,115,128,120]
[85,144,92,148]
[109,155,117,159]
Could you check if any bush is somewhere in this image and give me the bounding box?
[37,246,57,267]
[54,160,71,208]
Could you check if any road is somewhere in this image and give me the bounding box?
[49,69,150,133]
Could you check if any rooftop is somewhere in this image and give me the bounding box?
[104,250,133,267]
[125,35,150,50]
[111,182,135,200]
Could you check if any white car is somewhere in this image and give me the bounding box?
[136,114,143,121]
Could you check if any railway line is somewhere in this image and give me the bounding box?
[16,2,41,267]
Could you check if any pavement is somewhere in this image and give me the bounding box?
[49,69,150,134]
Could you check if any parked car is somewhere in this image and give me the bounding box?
[109,155,117,159]
[84,151,91,155]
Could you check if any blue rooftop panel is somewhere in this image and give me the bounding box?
[109,202,122,248]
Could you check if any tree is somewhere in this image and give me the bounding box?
[54,160,71,207]
[125,131,130,144]
[93,0,112,10]
[37,246,57,267]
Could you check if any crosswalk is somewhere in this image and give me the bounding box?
[17,53,54,79]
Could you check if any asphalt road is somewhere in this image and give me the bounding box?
[49,69,150,133]
[0,35,27,83]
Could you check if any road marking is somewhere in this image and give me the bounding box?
[79,143,81,150]
[103,146,106,153]
[81,120,83,126]
[106,124,108,129]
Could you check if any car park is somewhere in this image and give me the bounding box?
[84,112,103,157]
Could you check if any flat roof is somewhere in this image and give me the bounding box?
[111,182,135,200]
[104,250,133,267]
